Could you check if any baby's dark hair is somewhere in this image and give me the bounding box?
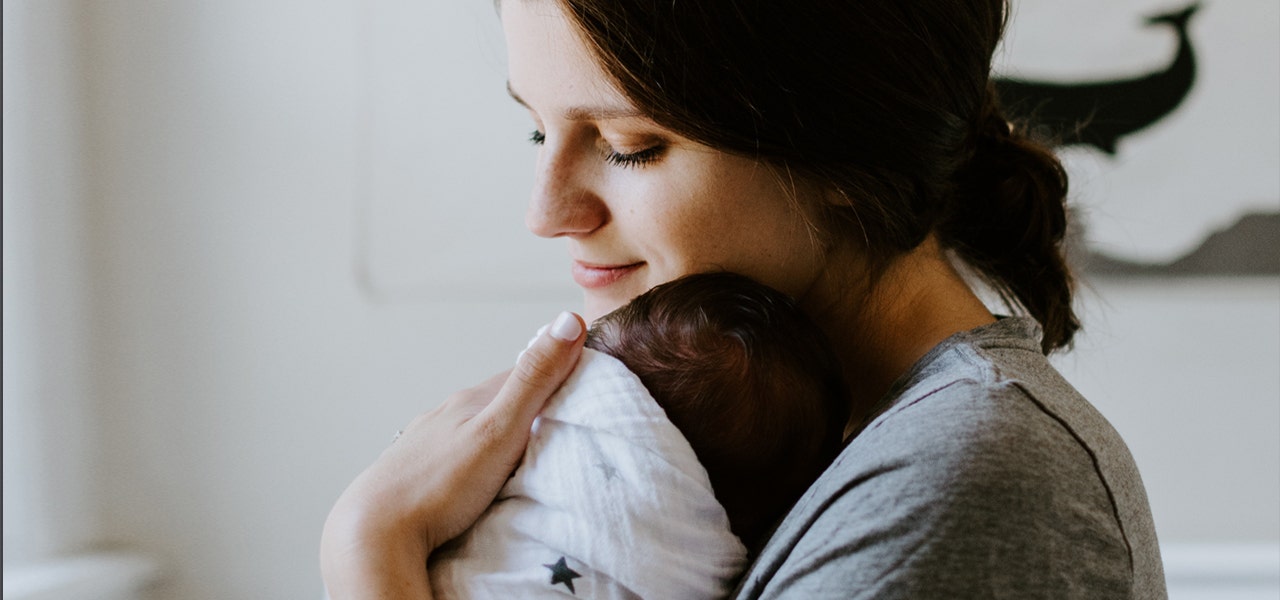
[585,272,850,549]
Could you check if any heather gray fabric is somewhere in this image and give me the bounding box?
[733,317,1165,599]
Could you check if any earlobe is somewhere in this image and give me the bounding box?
[793,185,852,240]
[822,185,857,209]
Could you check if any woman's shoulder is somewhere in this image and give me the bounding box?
[733,317,1166,599]
[862,317,1126,466]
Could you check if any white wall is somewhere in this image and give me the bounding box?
[5,1,570,598]
[3,1,1277,599]
[72,2,575,598]
[3,0,100,563]
[1055,279,1280,542]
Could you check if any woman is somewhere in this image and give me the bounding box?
[322,0,1165,597]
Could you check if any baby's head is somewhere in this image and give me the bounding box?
[585,272,850,549]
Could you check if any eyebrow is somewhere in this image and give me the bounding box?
[507,81,645,121]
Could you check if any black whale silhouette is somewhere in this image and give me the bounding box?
[995,2,1201,155]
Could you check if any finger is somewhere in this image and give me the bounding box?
[477,311,584,437]
[451,369,511,418]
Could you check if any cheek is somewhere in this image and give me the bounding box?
[642,194,727,270]
[660,195,811,286]
[612,175,707,258]
[689,189,822,295]
[617,154,822,293]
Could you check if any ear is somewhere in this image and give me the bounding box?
[821,185,856,209]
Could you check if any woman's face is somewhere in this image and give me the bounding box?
[503,1,833,321]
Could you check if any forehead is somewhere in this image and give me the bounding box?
[500,0,633,114]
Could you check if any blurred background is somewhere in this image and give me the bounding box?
[4,1,1277,599]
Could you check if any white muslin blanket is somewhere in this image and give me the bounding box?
[429,348,748,599]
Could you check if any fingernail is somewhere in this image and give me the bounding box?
[548,311,581,341]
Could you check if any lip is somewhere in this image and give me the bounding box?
[571,261,644,289]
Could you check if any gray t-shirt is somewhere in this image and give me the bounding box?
[733,317,1165,599]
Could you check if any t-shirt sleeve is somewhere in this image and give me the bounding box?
[741,380,1135,599]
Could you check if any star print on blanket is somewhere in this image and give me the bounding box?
[595,462,620,481]
[544,557,582,594]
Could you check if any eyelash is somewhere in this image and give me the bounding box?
[527,130,665,169]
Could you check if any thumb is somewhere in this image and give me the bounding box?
[479,311,585,434]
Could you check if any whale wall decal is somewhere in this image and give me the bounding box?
[995,2,1200,155]
[1070,212,1280,276]
[996,2,1277,277]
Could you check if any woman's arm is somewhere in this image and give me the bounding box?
[320,312,586,600]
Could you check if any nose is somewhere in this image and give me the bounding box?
[525,141,609,239]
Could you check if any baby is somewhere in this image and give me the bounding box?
[584,271,851,548]
[429,272,850,599]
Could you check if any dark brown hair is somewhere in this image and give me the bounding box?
[586,272,850,549]
[559,0,1079,352]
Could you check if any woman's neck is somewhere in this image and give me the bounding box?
[807,236,995,435]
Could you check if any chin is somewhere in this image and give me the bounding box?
[582,299,612,324]
[583,292,631,324]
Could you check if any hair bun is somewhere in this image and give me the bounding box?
[941,86,1079,352]
[957,93,1018,181]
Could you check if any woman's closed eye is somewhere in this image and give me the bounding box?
[527,129,666,169]
[603,144,665,168]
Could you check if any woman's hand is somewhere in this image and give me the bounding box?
[321,311,586,600]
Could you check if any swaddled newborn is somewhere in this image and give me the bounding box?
[429,272,849,599]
